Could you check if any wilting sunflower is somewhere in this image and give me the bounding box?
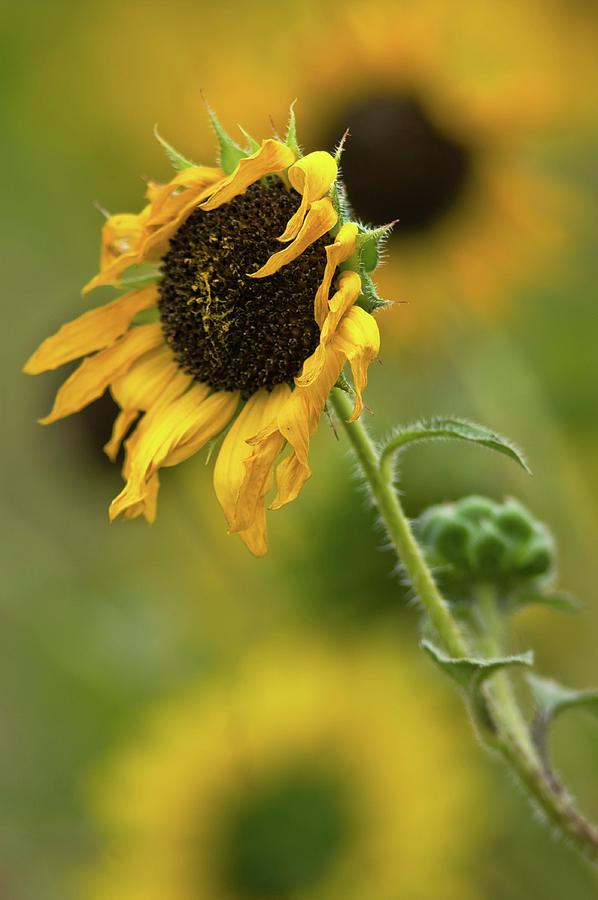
[24,111,387,555]
[82,637,489,900]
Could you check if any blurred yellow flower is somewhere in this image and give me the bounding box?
[83,638,489,900]
[25,118,383,555]
[289,0,595,340]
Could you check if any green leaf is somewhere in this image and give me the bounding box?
[285,101,302,158]
[153,125,193,172]
[115,266,161,289]
[509,590,578,614]
[205,103,248,174]
[132,307,161,325]
[528,674,598,724]
[422,639,534,691]
[381,418,531,474]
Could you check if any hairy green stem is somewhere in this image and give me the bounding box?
[330,387,598,870]
[330,389,468,659]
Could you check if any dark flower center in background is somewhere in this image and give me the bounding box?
[214,765,351,896]
[159,181,327,396]
[324,93,472,234]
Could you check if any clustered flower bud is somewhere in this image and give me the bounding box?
[416,495,555,605]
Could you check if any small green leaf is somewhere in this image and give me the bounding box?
[381,418,531,474]
[422,639,534,690]
[528,674,598,723]
[509,590,578,613]
[285,101,302,158]
[115,266,161,289]
[132,307,161,325]
[205,103,248,174]
[153,125,193,172]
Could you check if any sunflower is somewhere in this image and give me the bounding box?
[24,111,386,555]
[82,637,489,900]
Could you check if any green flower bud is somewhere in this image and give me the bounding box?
[416,495,558,610]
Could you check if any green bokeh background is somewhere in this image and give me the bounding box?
[3,0,598,897]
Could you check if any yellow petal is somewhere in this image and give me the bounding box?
[249,198,337,279]
[314,222,358,327]
[277,151,338,243]
[295,270,362,389]
[121,473,160,524]
[332,306,380,422]
[213,384,289,534]
[268,343,346,510]
[200,139,295,212]
[110,344,190,413]
[24,286,157,375]
[110,387,238,520]
[237,507,268,557]
[104,344,192,461]
[82,168,223,294]
[148,166,223,218]
[40,324,164,424]
[104,409,139,463]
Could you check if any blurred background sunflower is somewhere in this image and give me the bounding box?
[3,1,598,898]
[82,637,488,900]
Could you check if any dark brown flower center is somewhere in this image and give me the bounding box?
[324,93,472,234]
[158,180,328,396]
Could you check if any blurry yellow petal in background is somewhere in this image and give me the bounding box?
[83,637,489,900]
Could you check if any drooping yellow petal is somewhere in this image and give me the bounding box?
[147,166,223,218]
[213,384,290,535]
[313,222,359,327]
[249,198,337,279]
[268,343,346,510]
[237,507,268,558]
[295,271,362,389]
[24,286,158,375]
[104,344,192,461]
[104,409,139,463]
[83,168,224,294]
[277,152,338,242]
[332,306,381,422]
[110,387,239,521]
[200,139,295,212]
[39,324,164,425]
[98,211,151,272]
[121,473,160,524]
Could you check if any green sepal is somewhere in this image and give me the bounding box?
[528,674,598,725]
[334,129,349,165]
[356,223,396,273]
[285,101,302,158]
[382,418,531,474]
[356,269,391,313]
[237,125,260,154]
[132,307,161,325]
[329,180,349,236]
[205,105,249,175]
[115,266,161,290]
[153,125,193,172]
[422,639,534,691]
